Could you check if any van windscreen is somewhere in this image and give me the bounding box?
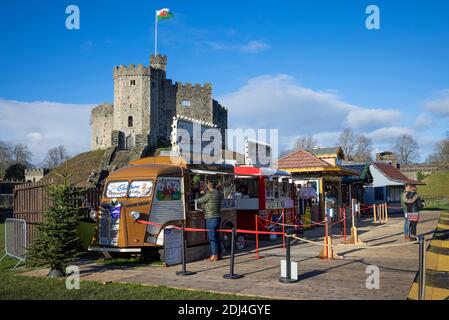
[105,181,129,198]
[129,180,154,198]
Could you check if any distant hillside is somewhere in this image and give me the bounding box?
[42,150,106,188]
[417,170,449,197]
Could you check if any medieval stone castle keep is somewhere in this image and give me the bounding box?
[91,54,228,151]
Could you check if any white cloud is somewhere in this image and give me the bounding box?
[414,113,432,130]
[27,132,43,141]
[425,90,449,117]
[366,126,413,142]
[220,74,405,151]
[346,108,402,129]
[0,99,94,164]
[241,40,270,53]
[203,40,270,54]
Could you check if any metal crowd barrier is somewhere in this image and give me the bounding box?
[0,218,27,270]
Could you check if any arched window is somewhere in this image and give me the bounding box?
[128,116,133,127]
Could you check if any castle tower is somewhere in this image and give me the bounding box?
[150,54,167,72]
[149,54,170,146]
[112,63,152,149]
[90,53,228,152]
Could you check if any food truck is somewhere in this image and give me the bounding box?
[233,165,297,233]
[88,156,238,256]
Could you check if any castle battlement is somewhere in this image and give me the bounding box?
[176,82,213,95]
[113,64,151,78]
[91,103,113,114]
[150,54,167,71]
[25,168,50,175]
[24,168,49,183]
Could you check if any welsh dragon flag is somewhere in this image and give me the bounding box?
[156,8,174,21]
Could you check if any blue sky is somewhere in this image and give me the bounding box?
[1,0,449,163]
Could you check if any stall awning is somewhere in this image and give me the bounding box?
[234,165,291,177]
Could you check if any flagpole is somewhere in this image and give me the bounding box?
[154,11,158,56]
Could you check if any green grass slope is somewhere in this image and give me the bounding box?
[42,149,106,188]
[417,170,449,197]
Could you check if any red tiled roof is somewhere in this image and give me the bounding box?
[278,150,332,169]
[373,162,424,185]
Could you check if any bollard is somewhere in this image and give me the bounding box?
[347,203,364,245]
[279,231,298,283]
[339,207,343,238]
[317,216,342,259]
[254,215,264,259]
[282,209,286,249]
[418,235,426,300]
[350,204,354,230]
[343,206,347,243]
[176,225,196,276]
[224,228,243,279]
[373,204,378,224]
[385,203,389,223]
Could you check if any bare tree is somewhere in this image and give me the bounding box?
[44,145,69,169]
[0,141,13,179]
[338,128,356,160]
[353,135,373,162]
[427,131,449,163]
[293,135,318,151]
[393,134,419,164]
[11,144,32,166]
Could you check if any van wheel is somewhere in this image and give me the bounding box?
[102,251,123,259]
[141,247,160,261]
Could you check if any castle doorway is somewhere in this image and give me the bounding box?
[126,135,135,149]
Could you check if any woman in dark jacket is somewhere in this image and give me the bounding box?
[402,186,423,241]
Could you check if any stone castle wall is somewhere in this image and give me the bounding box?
[24,168,49,183]
[91,103,113,150]
[91,54,228,151]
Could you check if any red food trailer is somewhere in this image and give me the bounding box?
[233,165,297,234]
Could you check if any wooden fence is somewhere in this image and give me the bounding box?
[13,179,101,249]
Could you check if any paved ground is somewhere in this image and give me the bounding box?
[22,210,441,300]
[408,211,449,300]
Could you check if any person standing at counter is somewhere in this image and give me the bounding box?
[197,180,223,262]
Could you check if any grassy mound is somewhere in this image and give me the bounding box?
[417,170,449,197]
[42,149,106,188]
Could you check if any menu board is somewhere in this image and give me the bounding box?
[163,228,182,266]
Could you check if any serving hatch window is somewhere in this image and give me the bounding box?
[235,178,258,199]
[129,180,153,198]
[105,181,129,198]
